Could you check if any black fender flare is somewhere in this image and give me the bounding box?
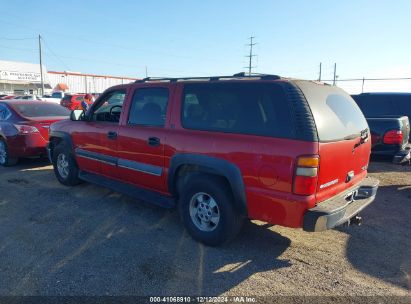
[49,131,74,153]
[168,153,248,215]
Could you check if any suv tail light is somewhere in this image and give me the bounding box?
[14,124,39,134]
[293,155,319,196]
[383,130,403,145]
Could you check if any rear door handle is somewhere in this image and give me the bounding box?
[107,131,118,140]
[148,137,160,147]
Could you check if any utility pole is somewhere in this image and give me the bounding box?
[318,62,322,81]
[245,36,257,76]
[361,77,365,93]
[332,63,337,86]
[145,66,148,78]
[38,35,45,96]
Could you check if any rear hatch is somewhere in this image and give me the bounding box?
[295,81,371,203]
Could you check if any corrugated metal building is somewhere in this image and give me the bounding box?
[47,71,137,94]
[0,60,138,95]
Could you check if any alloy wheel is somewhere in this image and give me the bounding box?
[189,192,220,232]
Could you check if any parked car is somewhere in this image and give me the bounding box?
[0,100,70,166]
[0,95,16,100]
[41,91,67,104]
[60,94,91,110]
[352,93,411,142]
[48,74,379,246]
[12,95,42,101]
[364,116,410,163]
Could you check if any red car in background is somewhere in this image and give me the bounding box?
[60,94,93,110]
[0,100,70,166]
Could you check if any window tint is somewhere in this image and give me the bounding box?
[296,81,368,141]
[11,103,70,117]
[92,90,126,123]
[0,104,11,120]
[128,88,169,126]
[181,83,293,138]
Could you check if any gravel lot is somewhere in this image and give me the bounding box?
[0,159,410,297]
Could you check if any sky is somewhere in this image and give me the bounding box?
[1,0,411,93]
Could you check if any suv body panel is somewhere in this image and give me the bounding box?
[49,77,377,231]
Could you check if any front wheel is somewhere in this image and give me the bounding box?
[0,139,18,167]
[179,175,244,246]
[52,143,81,186]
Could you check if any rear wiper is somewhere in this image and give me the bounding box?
[344,133,360,140]
[344,128,369,141]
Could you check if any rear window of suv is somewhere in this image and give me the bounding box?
[296,81,368,142]
[181,82,294,138]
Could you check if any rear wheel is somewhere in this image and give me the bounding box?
[179,175,244,246]
[52,142,81,186]
[0,139,18,167]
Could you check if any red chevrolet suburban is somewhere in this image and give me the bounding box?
[48,73,379,246]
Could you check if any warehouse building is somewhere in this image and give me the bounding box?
[0,59,138,95]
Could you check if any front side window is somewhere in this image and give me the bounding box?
[128,88,169,127]
[92,90,126,123]
[181,82,293,138]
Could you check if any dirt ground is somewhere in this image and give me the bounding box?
[0,159,410,297]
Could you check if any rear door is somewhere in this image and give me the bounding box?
[296,81,371,203]
[116,85,171,193]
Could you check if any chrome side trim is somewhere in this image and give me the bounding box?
[118,158,162,176]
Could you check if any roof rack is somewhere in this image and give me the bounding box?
[135,73,281,83]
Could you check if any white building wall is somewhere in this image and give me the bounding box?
[47,72,136,93]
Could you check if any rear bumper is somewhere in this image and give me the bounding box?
[303,177,379,232]
[393,146,410,164]
[7,134,48,158]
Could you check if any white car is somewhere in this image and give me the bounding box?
[40,91,66,104]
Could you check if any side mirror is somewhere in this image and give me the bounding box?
[70,109,85,121]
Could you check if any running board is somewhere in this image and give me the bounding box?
[79,171,175,209]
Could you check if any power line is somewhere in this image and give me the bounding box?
[0,36,36,40]
[41,36,71,71]
[0,44,37,52]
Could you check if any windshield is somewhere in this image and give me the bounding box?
[12,103,70,117]
[51,92,63,98]
[296,81,368,142]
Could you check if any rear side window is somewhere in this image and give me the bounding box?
[11,103,70,117]
[296,81,368,142]
[128,88,169,126]
[181,82,294,138]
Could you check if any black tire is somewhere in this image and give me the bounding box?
[178,174,244,246]
[52,142,81,186]
[0,139,18,167]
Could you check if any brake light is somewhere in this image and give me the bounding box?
[14,124,39,134]
[293,155,319,196]
[383,130,403,145]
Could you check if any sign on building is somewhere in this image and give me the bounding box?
[0,70,42,82]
